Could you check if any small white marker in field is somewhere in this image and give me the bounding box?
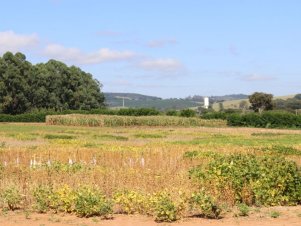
[140,157,145,167]
[91,157,97,165]
[129,158,133,167]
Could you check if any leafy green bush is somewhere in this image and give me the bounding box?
[236,203,250,216]
[151,192,182,222]
[32,185,52,213]
[74,186,112,218]
[189,190,221,218]
[189,154,301,206]
[50,185,75,213]
[113,190,150,214]
[270,210,281,218]
[0,113,47,122]
[117,108,160,116]
[166,110,179,116]
[201,112,228,120]
[179,109,196,117]
[227,111,301,128]
[1,186,22,210]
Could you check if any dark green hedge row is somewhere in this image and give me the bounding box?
[201,111,301,129]
[227,111,301,128]
[201,112,228,120]
[0,108,161,122]
[0,113,47,122]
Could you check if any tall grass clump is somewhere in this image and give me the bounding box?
[46,114,227,127]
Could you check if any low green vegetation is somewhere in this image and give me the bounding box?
[1,186,22,211]
[236,203,250,217]
[270,210,281,218]
[189,190,221,218]
[44,134,75,140]
[134,133,165,139]
[189,154,301,206]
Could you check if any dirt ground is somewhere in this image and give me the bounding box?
[1,206,300,226]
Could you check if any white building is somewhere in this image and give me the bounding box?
[204,97,209,109]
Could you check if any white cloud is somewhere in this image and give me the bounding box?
[0,30,39,53]
[43,44,137,64]
[138,58,183,72]
[242,73,276,81]
[147,39,177,48]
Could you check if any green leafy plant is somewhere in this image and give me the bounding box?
[1,186,22,210]
[150,192,183,222]
[189,190,221,218]
[270,211,280,218]
[189,154,301,206]
[32,185,52,213]
[180,109,196,117]
[50,185,76,213]
[74,186,112,218]
[236,203,249,216]
[113,190,149,214]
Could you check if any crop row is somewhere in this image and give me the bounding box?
[46,114,227,127]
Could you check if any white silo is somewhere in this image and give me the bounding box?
[204,97,209,109]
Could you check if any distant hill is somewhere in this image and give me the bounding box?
[212,94,296,110]
[104,92,250,110]
[186,94,248,102]
[104,92,201,110]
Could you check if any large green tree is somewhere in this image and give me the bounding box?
[0,52,32,114]
[0,52,105,114]
[249,92,273,113]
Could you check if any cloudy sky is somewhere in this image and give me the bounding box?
[1,0,300,98]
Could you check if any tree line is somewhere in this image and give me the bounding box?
[0,52,105,114]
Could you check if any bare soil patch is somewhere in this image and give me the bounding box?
[1,206,300,226]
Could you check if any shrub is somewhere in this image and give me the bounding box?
[189,154,301,206]
[151,192,182,222]
[179,109,196,117]
[227,111,301,128]
[270,210,281,218]
[74,186,112,218]
[0,113,47,122]
[189,190,221,218]
[236,203,250,216]
[1,186,22,210]
[201,112,228,120]
[166,110,179,116]
[113,190,150,214]
[117,108,160,116]
[50,185,76,213]
[32,185,52,213]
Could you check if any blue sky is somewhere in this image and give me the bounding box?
[1,0,300,98]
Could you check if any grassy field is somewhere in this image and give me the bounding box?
[0,122,300,222]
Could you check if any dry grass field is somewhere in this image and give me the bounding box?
[0,121,301,225]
